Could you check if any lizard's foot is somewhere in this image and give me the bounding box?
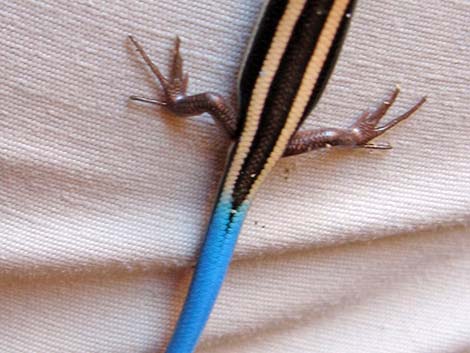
[351,86,426,149]
[129,35,189,109]
[284,87,426,156]
[128,36,238,136]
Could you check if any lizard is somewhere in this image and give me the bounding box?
[128,0,426,351]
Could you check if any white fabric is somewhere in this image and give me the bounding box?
[0,0,469,352]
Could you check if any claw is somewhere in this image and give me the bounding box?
[170,36,185,86]
[351,87,426,146]
[362,142,393,150]
[375,96,427,133]
[354,87,400,131]
[367,86,400,124]
[129,95,167,106]
[129,35,169,92]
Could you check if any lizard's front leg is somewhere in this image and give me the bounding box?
[284,87,426,157]
[129,36,238,138]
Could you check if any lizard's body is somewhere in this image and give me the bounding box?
[129,0,425,352]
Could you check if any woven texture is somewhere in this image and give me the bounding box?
[1,0,469,352]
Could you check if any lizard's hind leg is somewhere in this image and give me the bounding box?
[284,87,426,157]
[129,36,238,137]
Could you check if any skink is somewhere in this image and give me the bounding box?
[129,0,425,352]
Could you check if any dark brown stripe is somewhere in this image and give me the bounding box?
[297,0,356,128]
[237,0,289,136]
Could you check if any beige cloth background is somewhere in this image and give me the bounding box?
[1,0,470,352]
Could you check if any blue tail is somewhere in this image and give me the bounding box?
[165,196,249,353]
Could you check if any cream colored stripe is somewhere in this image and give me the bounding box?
[223,0,308,195]
[247,0,351,200]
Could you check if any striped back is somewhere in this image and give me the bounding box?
[226,0,357,209]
